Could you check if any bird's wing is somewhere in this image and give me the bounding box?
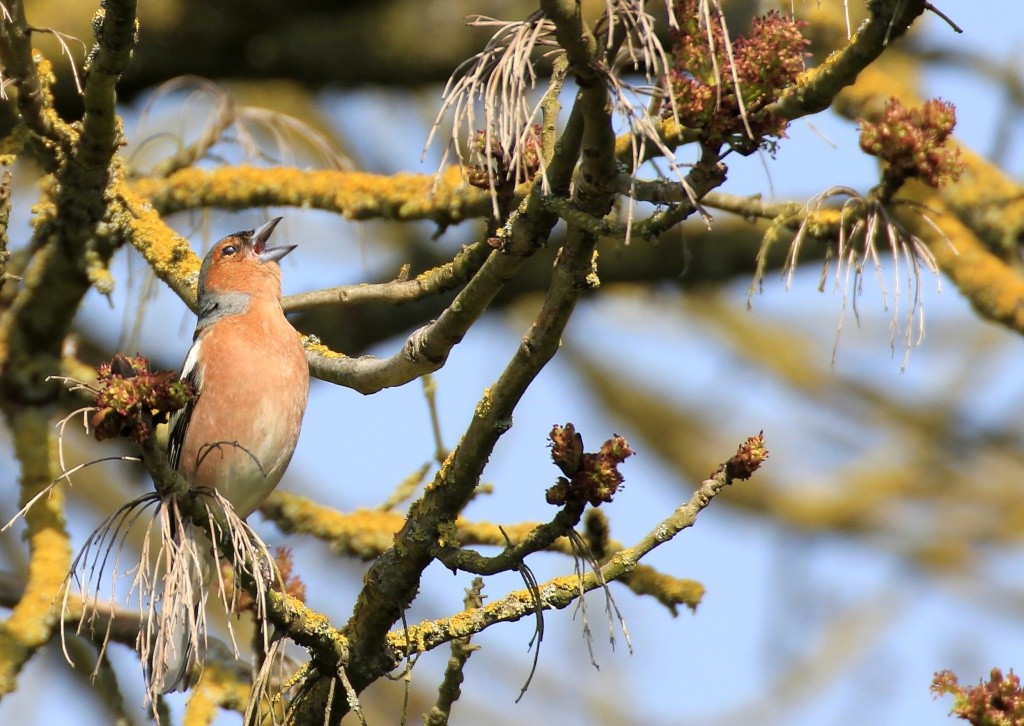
[167,335,204,471]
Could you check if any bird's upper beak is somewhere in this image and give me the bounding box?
[252,217,297,263]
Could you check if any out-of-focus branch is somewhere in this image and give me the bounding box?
[0,571,142,649]
[0,1,141,688]
[897,189,1024,334]
[0,407,71,694]
[182,662,252,726]
[0,2,138,403]
[111,180,203,307]
[132,165,501,226]
[260,495,404,561]
[0,2,62,140]
[723,186,1024,337]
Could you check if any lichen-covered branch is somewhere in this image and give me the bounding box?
[282,240,491,312]
[388,434,766,655]
[0,171,12,294]
[331,89,606,725]
[895,188,1024,335]
[423,578,483,726]
[0,1,139,403]
[132,165,501,226]
[542,151,726,242]
[182,663,251,726]
[337,209,592,693]
[311,6,654,708]
[0,2,64,141]
[260,494,405,561]
[0,407,71,694]
[77,0,137,173]
[432,501,587,575]
[766,0,927,122]
[0,570,142,649]
[110,178,204,307]
[261,492,704,614]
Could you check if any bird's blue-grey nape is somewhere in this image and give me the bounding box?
[196,290,251,331]
[195,249,250,329]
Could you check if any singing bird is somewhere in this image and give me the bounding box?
[152,217,309,693]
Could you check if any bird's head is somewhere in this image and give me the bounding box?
[197,217,295,304]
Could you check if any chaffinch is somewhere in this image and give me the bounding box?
[152,217,309,694]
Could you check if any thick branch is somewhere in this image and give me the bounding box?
[77,0,137,173]
[336,74,605,709]
[897,187,1024,335]
[0,3,139,403]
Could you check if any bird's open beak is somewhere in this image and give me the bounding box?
[253,217,297,263]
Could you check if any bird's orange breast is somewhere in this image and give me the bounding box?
[176,300,309,517]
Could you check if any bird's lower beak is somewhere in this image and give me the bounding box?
[252,217,297,263]
[259,244,297,264]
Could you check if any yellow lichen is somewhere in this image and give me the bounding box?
[131,164,495,224]
[112,181,200,305]
[0,408,70,695]
[302,338,348,359]
[436,520,460,549]
[474,386,493,418]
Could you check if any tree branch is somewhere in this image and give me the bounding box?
[282,240,491,313]
[132,165,501,226]
[0,407,71,694]
[766,0,927,122]
[388,434,765,654]
[0,2,63,141]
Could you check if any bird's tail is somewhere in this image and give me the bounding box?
[143,505,211,698]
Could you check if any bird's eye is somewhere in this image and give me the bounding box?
[221,244,238,257]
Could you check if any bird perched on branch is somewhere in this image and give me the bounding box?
[150,217,309,694]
